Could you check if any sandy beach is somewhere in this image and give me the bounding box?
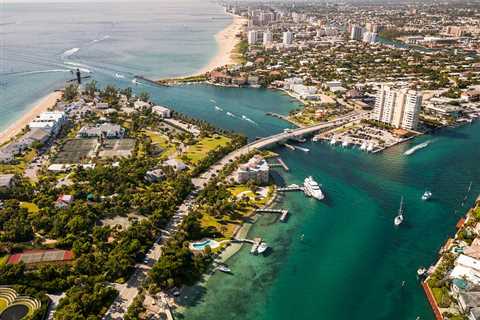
[195,14,247,75]
[0,91,63,145]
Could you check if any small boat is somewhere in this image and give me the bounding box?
[312,136,320,142]
[257,242,269,254]
[342,140,349,147]
[217,265,231,273]
[421,191,432,201]
[394,197,405,227]
[296,146,310,152]
[330,138,337,145]
[360,141,367,151]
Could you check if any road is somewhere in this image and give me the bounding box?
[102,111,365,319]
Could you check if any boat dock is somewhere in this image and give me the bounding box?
[277,185,304,192]
[268,157,290,171]
[256,208,290,223]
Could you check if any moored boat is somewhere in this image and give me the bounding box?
[421,191,432,201]
[304,176,325,201]
[257,242,269,254]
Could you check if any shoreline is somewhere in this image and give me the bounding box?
[0,91,63,146]
[157,13,247,82]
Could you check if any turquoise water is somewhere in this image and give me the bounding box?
[192,239,217,251]
[0,0,229,131]
[177,123,480,320]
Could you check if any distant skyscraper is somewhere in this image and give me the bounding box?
[263,31,273,46]
[372,85,422,130]
[283,31,293,45]
[350,25,363,41]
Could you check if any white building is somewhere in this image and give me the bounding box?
[77,123,125,139]
[28,111,67,136]
[263,31,273,47]
[350,25,363,41]
[234,155,269,185]
[152,105,171,118]
[283,31,293,45]
[372,85,422,130]
[248,30,261,45]
[362,31,378,44]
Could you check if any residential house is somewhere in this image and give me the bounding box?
[152,105,171,118]
[234,155,269,185]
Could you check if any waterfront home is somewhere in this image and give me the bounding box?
[458,292,480,314]
[28,111,67,136]
[152,105,171,118]
[134,100,151,110]
[78,123,125,139]
[234,155,270,185]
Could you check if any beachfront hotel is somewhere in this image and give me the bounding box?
[372,85,422,130]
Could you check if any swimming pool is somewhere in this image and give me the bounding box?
[190,239,219,251]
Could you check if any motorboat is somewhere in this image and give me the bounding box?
[257,242,269,254]
[394,197,405,226]
[422,191,432,201]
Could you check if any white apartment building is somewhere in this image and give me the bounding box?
[248,30,261,45]
[283,31,293,45]
[263,31,273,46]
[28,111,67,136]
[362,31,378,44]
[350,25,363,41]
[372,85,422,130]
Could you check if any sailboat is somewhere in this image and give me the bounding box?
[394,197,405,226]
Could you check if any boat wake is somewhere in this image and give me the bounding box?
[404,141,431,156]
[242,115,257,125]
[115,73,125,79]
[90,35,110,44]
[64,62,92,74]
[214,106,223,111]
[210,99,216,103]
[13,69,71,76]
[226,112,236,117]
[61,47,80,58]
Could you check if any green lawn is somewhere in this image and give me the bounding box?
[0,149,37,175]
[20,202,39,213]
[0,254,9,267]
[144,130,177,158]
[183,135,231,165]
[201,185,272,239]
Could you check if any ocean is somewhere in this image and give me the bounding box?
[0,0,230,132]
[2,2,480,320]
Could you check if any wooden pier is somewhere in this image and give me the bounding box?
[277,185,304,192]
[268,157,290,171]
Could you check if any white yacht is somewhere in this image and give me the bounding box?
[394,197,405,226]
[360,141,367,151]
[330,137,337,145]
[422,191,432,201]
[342,140,350,148]
[257,242,269,254]
[304,176,325,201]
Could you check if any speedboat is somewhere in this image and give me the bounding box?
[257,242,269,254]
[217,265,232,273]
[304,176,325,201]
[394,197,405,226]
[422,191,432,201]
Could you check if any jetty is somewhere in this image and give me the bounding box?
[277,185,303,192]
[268,157,290,171]
[134,75,170,87]
[265,112,299,126]
[250,237,262,254]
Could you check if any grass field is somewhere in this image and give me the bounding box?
[0,254,9,267]
[183,135,231,165]
[0,149,37,175]
[20,202,39,213]
[145,130,177,159]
